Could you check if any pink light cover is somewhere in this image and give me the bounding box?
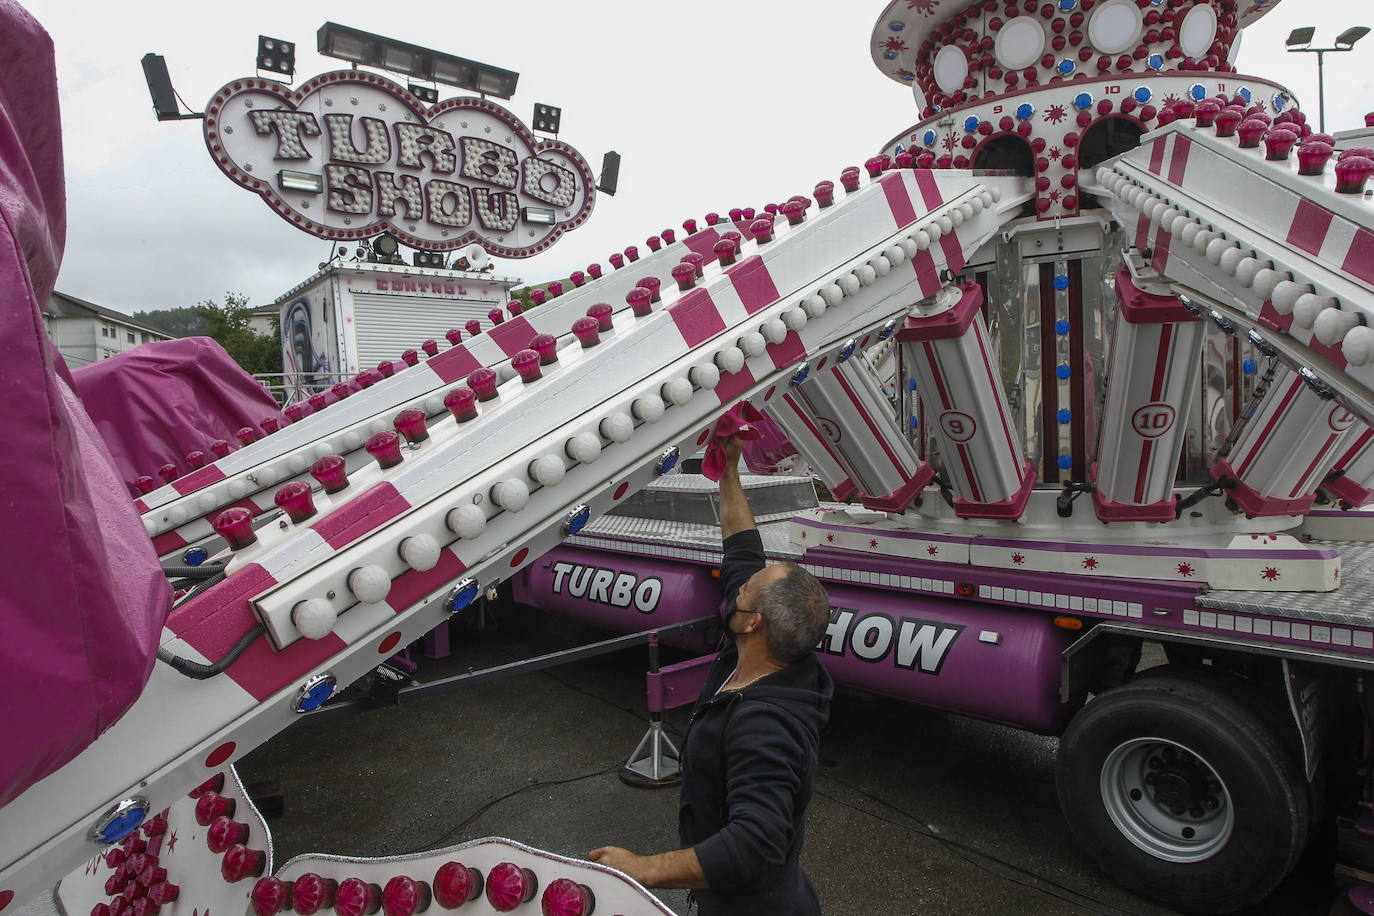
[512,349,542,382]
[393,408,429,444]
[381,877,430,916]
[366,430,404,468]
[445,328,463,346]
[378,360,397,377]
[194,791,235,826]
[421,339,439,357]
[468,367,499,401]
[530,333,558,364]
[432,863,482,908]
[212,507,257,550]
[335,879,382,916]
[571,316,600,347]
[219,845,266,882]
[291,874,338,915]
[310,454,350,493]
[484,864,536,912]
[207,816,249,853]
[588,303,613,331]
[444,387,478,422]
[539,879,593,916]
[250,878,293,916]
[401,348,420,367]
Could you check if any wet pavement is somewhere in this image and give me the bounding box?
[237,600,1338,916]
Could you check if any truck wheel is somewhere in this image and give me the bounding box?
[1055,672,1309,913]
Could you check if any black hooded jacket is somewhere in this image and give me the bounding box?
[679,530,834,915]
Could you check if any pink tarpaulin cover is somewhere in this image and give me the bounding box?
[0,1,170,808]
[73,336,286,490]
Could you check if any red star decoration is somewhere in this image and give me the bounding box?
[1011,552,1025,565]
[1177,562,1195,577]
[1048,189,1062,203]
[166,830,178,852]
[1043,103,1067,124]
[1161,92,1183,108]
[800,531,807,540]
[826,534,835,543]
[1048,146,1063,160]
[927,545,939,556]
[1082,556,1099,569]
[941,134,957,151]
[869,538,879,548]
[1261,567,1281,581]
[884,37,908,52]
[906,0,939,14]
[895,68,916,81]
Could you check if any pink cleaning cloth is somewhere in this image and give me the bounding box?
[701,402,765,481]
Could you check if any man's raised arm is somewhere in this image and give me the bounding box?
[718,436,756,540]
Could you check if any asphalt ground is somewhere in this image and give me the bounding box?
[236,600,1339,916]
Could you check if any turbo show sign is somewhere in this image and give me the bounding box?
[203,70,595,257]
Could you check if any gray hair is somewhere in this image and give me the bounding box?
[756,563,831,663]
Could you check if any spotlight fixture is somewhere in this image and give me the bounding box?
[316,23,519,99]
[1285,27,1315,48]
[257,35,295,79]
[1286,25,1370,132]
[373,233,400,258]
[521,206,557,225]
[413,250,446,268]
[409,83,439,103]
[533,103,561,134]
[140,53,202,121]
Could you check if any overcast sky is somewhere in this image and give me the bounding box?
[21,0,1374,316]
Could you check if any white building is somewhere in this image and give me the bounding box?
[43,292,172,368]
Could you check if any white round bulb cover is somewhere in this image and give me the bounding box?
[838,273,861,296]
[423,396,443,415]
[1270,280,1306,315]
[932,44,969,94]
[715,346,747,373]
[820,283,844,307]
[348,565,392,604]
[740,331,768,357]
[633,394,666,422]
[1088,0,1143,54]
[662,377,695,405]
[529,453,568,485]
[783,307,808,331]
[566,431,603,464]
[1314,308,1360,346]
[1252,268,1282,300]
[857,264,878,286]
[995,16,1047,71]
[1292,294,1334,329]
[288,453,310,473]
[691,363,722,389]
[1178,4,1218,58]
[493,478,530,512]
[400,534,442,572]
[761,318,788,344]
[1234,256,1261,287]
[1343,326,1374,366]
[447,503,487,538]
[1205,237,1231,265]
[884,244,907,265]
[600,413,635,443]
[293,598,338,640]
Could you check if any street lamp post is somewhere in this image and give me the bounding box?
[1286,26,1370,134]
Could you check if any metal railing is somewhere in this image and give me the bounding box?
[253,372,353,406]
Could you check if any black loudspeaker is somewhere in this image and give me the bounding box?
[141,53,181,121]
[597,150,621,196]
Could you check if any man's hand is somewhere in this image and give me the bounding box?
[588,846,708,889]
[722,434,744,470]
[718,434,756,538]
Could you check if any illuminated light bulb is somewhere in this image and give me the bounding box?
[626,286,652,317]
[209,439,232,459]
[348,565,392,604]
[292,598,338,640]
[189,773,225,799]
[291,874,337,916]
[1293,294,1336,330]
[208,817,248,853]
[672,263,696,291]
[444,387,478,423]
[446,504,487,539]
[1252,268,1282,300]
[529,454,567,486]
[662,377,694,406]
[1270,280,1307,315]
[632,394,665,422]
[467,368,499,402]
[186,450,207,470]
[539,879,595,916]
[870,255,891,277]
[512,349,542,383]
[690,364,721,389]
[819,283,844,308]
[802,295,826,319]
[367,431,404,469]
[146,883,179,906]
[600,413,635,443]
[572,317,600,347]
[334,879,382,916]
[261,417,280,433]
[1314,306,1361,346]
[195,792,235,826]
[399,535,442,571]
[760,318,787,345]
[1343,326,1374,366]
[565,431,602,464]
[587,303,613,332]
[484,864,537,913]
[310,455,349,494]
[134,476,156,494]
[432,863,482,909]
[213,507,257,550]
[782,307,808,331]
[445,328,463,346]
[492,479,530,512]
[251,877,293,916]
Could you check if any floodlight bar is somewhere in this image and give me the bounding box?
[521,206,557,225]
[257,35,295,78]
[1285,26,1315,47]
[278,170,323,193]
[316,23,519,99]
[1337,26,1370,48]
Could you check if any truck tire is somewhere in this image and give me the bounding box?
[1055,671,1310,913]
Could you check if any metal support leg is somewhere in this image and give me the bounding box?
[620,635,683,788]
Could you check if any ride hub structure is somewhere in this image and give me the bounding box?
[4,0,1374,914]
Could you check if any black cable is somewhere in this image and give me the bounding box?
[162,563,227,580]
[816,771,1150,916]
[157,624,266,680]
[399,764,619,855]
[173,570,227,608]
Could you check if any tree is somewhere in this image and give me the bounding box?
[193,293,282,376]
